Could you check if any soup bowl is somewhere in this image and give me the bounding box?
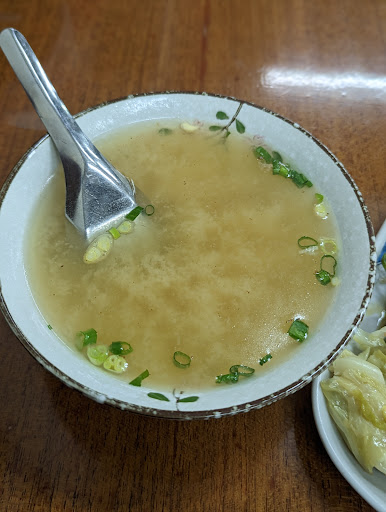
[0,92,376,419]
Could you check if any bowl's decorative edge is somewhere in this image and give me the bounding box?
[0,91,377,420]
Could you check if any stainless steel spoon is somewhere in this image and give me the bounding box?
[0,28,139,242]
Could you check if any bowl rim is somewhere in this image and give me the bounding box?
[0,90,377,419]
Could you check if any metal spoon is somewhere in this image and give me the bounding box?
[0,28,139,242]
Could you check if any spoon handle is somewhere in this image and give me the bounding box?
[0,28,88,160]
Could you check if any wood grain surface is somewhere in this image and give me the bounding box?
[0,1,385,510]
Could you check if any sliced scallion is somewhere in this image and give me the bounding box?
[229,365,255,376]
[320,238,337,256]
[320,254,337,276]
[108,227,121,240]
[103,354,128,373]
[216,372,239,384]
[272,151,283,161]
[254,146,273,164]
[288,319,309,342]
[315,193,324,204]
[47,324,53,330]
[144,204,155,216]
[173,351,191,369]
[259,353,272,366]
[77,328,97,347]
[109,341,133,356]
[87,344,109,366]
[315,269,331,285]
[117,220,133,234]
[129,369,150,386]
[125,206,144,221]
[297,236,318,249]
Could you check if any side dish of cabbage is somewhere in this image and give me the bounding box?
[321,326,386,475]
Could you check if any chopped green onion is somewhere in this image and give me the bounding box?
[180,122,199,133]
[148,392,170,401]
[316,269,331,285]
[47,324,53,330]
[381,253,386,271]
[314,202,328,219]
[125,206,144,221]
[288,319,309,342]
[103,354,128,373]
[209,125,222,131]
[178,396,199,403]
[254,146,273,164]
[87,344,109,366]
[315,193,324,204]
[77,328,97,347]
[159,128,172,135]
[109,341,133,356]
[259,353,272,366]
[144,204,155,216]
[229,365,255,376]
[108,227,121,239]
[216,111,229,120]
[297,236,318,249]
[117,220,133,234]
[235,119,245,134]
[320,254,337,276]
[320,238,337,256]
[129,369,150,386]
[290,170,313,188]
[173,351,192,369]
[216,372,239,384]
[83,233,113,264]
[272,151,283,161]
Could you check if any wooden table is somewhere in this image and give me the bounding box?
[0,1,385,510]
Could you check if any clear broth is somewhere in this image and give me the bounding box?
[26,122,338,391]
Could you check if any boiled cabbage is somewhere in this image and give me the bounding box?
[321,327,386,474]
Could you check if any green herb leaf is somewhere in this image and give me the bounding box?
[148,392,170,401]
[259,353,272,366]
[178,396,199,403]
[216,111,229,120]
[125,206,144,221]
[109,341,133,356]
[209,125,222,131]
[254,146,273,164]
[159,128,172,135]
[144,204,155,216]
[77,328,97,346]
[129,369,150,386]
[288,320,309,342]
[235,119,245,134]
[229,365,255,376]
[297,236,318,249]
[173,351,192,369]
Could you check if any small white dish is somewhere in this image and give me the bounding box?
[312,220,386,512]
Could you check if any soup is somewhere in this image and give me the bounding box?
[26,121,339,391]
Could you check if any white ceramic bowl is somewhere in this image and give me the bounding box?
[0,92,376,419]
